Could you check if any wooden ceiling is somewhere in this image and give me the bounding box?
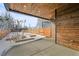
[7,3,79,20]
[8,3,65,19]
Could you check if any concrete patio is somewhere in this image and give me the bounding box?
[0,32,45,56]
[0,3,79,56]
[5,39,79,56]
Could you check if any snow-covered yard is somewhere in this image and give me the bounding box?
[0,32,45,55]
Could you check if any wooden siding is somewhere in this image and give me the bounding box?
[56,10,79,51]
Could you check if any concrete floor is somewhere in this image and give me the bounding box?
[0,32,46,56]
[5,39,79,56]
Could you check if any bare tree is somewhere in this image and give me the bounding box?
[0,12,14,30]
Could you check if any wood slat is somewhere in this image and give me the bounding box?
[8,3,63,19]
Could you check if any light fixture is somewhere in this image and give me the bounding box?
[24,5,26,8]
[38,10,40,12]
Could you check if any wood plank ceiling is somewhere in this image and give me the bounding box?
[7,3,79,20]
[8,3,65,20]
